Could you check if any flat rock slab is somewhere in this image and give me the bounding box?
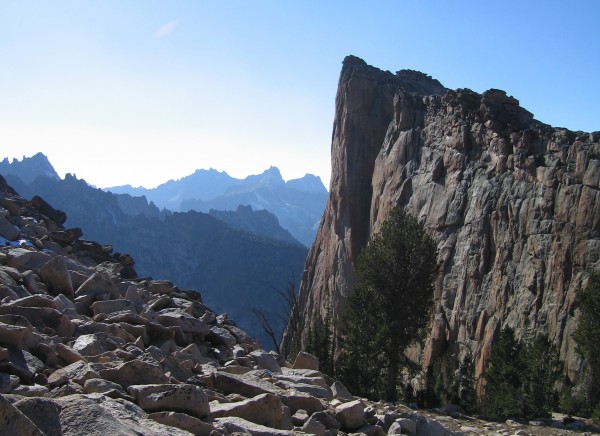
[0,216,20,240]
[274,373,328,388]
[0,347,44,384]
[55,393,192,436]
[280,390,325,415]
[276,380,333,400]
[11,384,50,397]
[302,416,327,436]
[307,411,341,431]
[91,299,136,316]
[207,326,236,348]
[0,321,30,348]
[6,248,51,271]
[0,306,74,338]
[15,397,63,436]
[83,378,130,400]
[72,333,107,356]
[389,418,417,434]
[214,371,284,398]
[210,392,291,429]
[0,393,45,435]
[148,411,222,435]
[48,361,102,388]
[331,380,355,401]
[157,312,209,336]
[38,255,74,298]
[249,350,282,373]
[127,383,210,419]
[214,416,293,436]
[99,357,167,387]
[292,351,319,371]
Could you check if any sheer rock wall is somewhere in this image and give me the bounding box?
[296,56,600,383]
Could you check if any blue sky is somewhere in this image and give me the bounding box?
[0,1,598,188]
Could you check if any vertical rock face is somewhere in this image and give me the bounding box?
[296,55,600,383]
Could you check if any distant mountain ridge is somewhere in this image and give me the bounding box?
[107,166,328,246]
[209,205,300,246]
[0,156,310,347]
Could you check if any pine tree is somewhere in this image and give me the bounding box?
[337,284,386,398]
[573,270,600,420]
[305,302,334,375]
[522,334,561,418]
[337,205,438,401]
[456,351,478,415]
[482,328,525,419]
[432,351,456,406]
[482,328,561,420]
[430,347,478,414]
[321,303,334,375]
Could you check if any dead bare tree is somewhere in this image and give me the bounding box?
[253,278,304,359]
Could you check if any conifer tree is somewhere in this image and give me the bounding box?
[482,328,561,420]
[482,328,525,419]
[456,351,478,415]
[573,271,600,420]
[337,205,438,401]
[305,301,334,375]
[522,334,561,418]
[337,284,386,398]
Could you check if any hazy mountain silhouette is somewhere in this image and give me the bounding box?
[0,152,59,184]
[209,205,300,246]
[108,166,328,246]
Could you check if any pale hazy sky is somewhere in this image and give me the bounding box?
[1,1,598,189]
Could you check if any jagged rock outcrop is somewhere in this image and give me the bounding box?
[0,152,59,185]
[296,55,600,385]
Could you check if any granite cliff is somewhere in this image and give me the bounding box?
[296,56,600,386]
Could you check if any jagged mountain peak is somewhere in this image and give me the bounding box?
[106,165,326,246]
[2,154,327,247]
[238,166,285,190]
[0,152,59,184]
[286,174,328,194]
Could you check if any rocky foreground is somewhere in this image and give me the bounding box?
[0,174,597,435]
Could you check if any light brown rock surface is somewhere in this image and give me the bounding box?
[293,55,600,385]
